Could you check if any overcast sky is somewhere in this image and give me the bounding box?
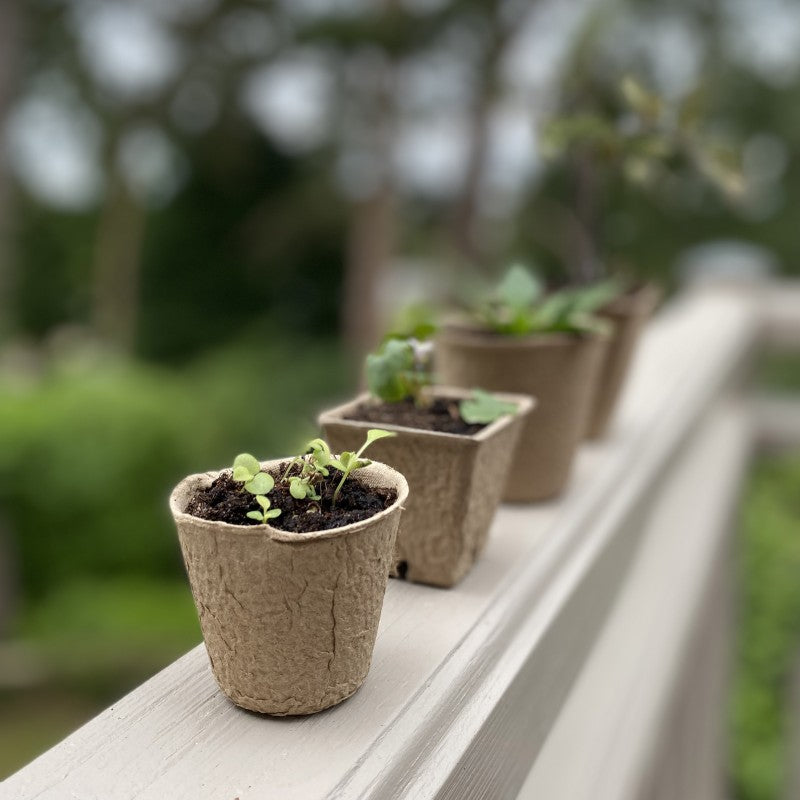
[4,0,799,212]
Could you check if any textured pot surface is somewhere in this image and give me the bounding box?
[586,283,661,439]
[320,388,532,588]
[170,460,408,716]
[435,328,608,502]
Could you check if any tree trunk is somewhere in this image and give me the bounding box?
[573,153,602,284]
[450,89,492,268]
[91,170,146,351]
[340,32,397,356]
[343,185,395,355]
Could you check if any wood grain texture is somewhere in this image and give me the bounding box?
[1,291,758,800]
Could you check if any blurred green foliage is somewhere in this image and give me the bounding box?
[757,354,800,395]
[0,337,350,601]
[0,335,352,777]
[731,451,800,800]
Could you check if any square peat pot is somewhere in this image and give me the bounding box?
[435,327,609,501]
[319,388,533,589]
[587,282,662,439]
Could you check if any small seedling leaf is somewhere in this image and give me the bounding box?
[366,429,395,444]
[233,466,252,482]
[233,453,260,478]
[306,438,330,456]
[246,510,264,522]
[495,264,541,311]
[460,389,518,424]
[246,472,274,496]
[289,478,308,500]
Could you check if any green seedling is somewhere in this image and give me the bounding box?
[281,437,331,481]
[459,390,518,425]
[479,264,611,337]
[232,453,275,495]
[557,278,625,314]
[231,432,396,521]
[232,453,279,525]
[366,338,431,404]
[246,495,282,523]
[383,303,439,342]
[289,475,321,501]
[280,437,340,502]
[330,429,396,506]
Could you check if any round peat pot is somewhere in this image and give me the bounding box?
[170,460,408,716]
[320,388,533,588]
[435,327,608,502]
[586,283,661,440]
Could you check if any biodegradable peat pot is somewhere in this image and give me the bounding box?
[585,283,661,440]
[435,327,609,502]
[170,460,408,716]
[319,388,533,588]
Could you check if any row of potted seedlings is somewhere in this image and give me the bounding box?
[170,266,659,715]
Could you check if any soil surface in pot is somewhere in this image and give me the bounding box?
[345,397,486,436]
[186,465,397,533]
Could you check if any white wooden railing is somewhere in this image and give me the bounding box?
[2,281,798,800]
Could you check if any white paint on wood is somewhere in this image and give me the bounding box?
[760,280,800,349]
[517,404,749,800]
[0,292,758,800]
[753,396,800,450]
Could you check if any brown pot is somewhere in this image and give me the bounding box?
[586,283,661,440]
[319,388,533,588]
[435,327,608,502]
[169,460,408,716]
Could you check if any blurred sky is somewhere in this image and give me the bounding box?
[6,0,600,214]
[7,0,800,227]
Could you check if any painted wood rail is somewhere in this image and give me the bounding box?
[2,283,786,800]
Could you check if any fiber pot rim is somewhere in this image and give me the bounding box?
[170,459,409,544]
[318,387,535,443]
[601,281,662,317]
[436,322,610,349]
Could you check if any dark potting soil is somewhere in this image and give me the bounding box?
[345,397,486,436]
[185,465,397,533]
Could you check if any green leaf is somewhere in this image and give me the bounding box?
[245,472,274,496]
[620,75,662,123]
[232,466,252,482]
[328,457,346,472]
[265,509,282,519]
[366,429,395,445]
[246,510,264,522]
[233,453,260,478]
[306,438,330,457]
[459,389,518,425]
[382,303,439,342]
[495,264,542,311]
[312,450,330,468]
[256,495,271,510]
[289,478,309,500]
[366,339,418,403]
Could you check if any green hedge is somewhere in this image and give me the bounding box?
[732,451,800,800]
[0,337,350,603]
